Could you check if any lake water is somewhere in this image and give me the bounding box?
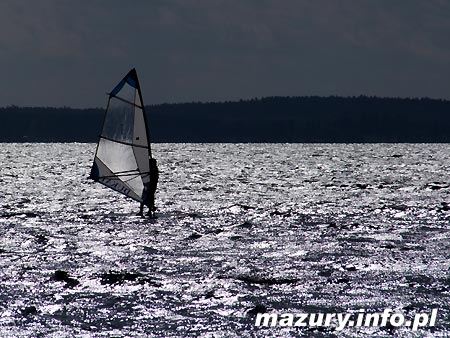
[0,143,449,337]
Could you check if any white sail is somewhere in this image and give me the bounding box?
[90,69,152,202]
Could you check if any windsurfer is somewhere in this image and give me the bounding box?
[138,158,159,217]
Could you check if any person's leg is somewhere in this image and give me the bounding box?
[150,193,156,212]
[145,195,156,217]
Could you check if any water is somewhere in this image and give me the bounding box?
[0,143,449,337]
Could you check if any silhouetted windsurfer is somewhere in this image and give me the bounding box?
[91,69,158,217]
[138,158,159,217]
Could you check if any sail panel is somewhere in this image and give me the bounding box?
[92,157,142,202]
[115,81,136,102]
[132,146,150,185]
[133,106,148,147]
[102,96,135,143]
[95,138,144,200]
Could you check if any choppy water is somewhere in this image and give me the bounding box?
[0,143,449,337]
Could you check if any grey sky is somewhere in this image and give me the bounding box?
[1,0,449,108]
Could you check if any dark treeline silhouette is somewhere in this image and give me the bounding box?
[1,96,449,142]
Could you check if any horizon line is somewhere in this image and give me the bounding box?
[1,94,449,110]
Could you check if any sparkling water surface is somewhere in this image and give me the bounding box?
[0,143,449,337]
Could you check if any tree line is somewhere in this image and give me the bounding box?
[1,96,449,142]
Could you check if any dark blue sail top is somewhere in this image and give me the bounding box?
[110,68,139,97]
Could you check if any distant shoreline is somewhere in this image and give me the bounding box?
[1,96,449,143]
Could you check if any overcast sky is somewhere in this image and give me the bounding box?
[1,0,449,108]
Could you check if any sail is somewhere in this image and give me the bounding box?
[90,69,152,203]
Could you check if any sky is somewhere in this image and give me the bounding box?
[1,0,449,108]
